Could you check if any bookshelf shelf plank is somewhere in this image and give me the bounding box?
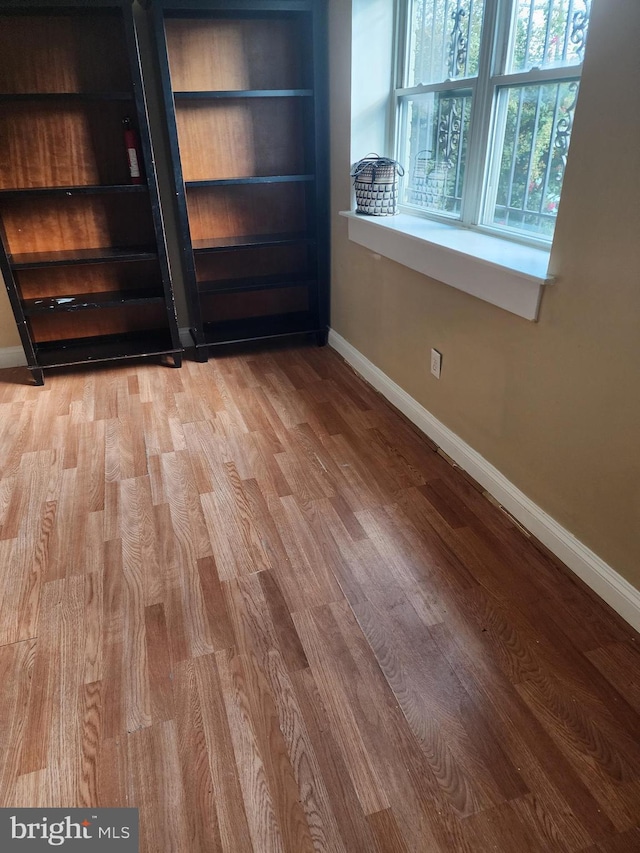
[10,247,158,270]
[198,274,314,295]
[174,89,313,99]
[0,184,149,197]
[23,289,165,314]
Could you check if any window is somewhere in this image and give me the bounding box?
[395,0,591,243]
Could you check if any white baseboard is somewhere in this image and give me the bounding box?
[0,345,27,369]
[179,327,193,349]
[328,328,640,633]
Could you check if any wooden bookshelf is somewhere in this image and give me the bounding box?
[151,0,329,360]
[0,0,181,385]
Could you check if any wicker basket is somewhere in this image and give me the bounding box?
[351,154,405,216]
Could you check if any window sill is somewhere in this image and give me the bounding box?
[339,211,552,321]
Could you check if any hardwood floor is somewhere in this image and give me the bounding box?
[0,342,639,852]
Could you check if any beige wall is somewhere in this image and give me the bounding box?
[329,0,640,589]
[0,282,21,348]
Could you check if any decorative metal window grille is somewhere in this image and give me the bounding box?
[396,0,591,243]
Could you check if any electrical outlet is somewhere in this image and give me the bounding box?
[430,348,442,379]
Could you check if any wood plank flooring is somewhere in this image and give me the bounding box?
[0,342,639,852]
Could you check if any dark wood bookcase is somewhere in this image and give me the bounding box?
[150,0,329,360]
[0,0,182,385]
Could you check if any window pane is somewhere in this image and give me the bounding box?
[408,0,485,85]
[402,92,472,217]
[507,0,591,73]
[489,81,579,238]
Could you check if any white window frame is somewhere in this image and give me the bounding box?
[392,0,585,249]
[340,0,592,320]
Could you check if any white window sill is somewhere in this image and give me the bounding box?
[339,211,552,320]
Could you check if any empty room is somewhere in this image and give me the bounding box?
[0,0,639,851]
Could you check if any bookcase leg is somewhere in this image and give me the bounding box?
[30,367,45,386]
[172,352,183,368]
[195,347,209,363]
[316,329,328,347]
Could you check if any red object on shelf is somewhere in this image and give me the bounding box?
[123,116,143,185]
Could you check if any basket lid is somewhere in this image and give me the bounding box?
[350,154,405,179]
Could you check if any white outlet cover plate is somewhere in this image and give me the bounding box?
[430,348,442,378]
